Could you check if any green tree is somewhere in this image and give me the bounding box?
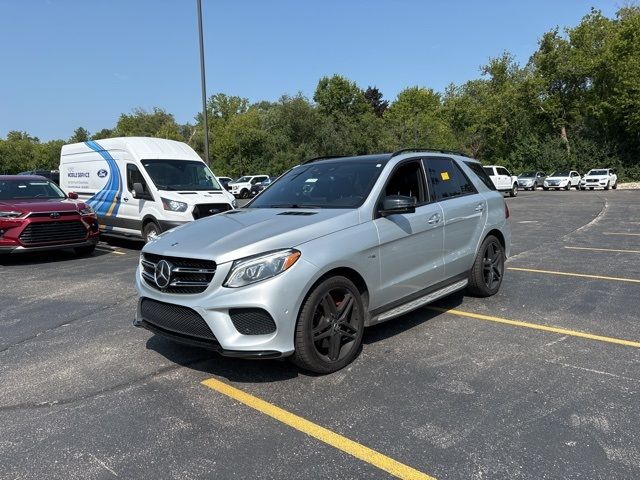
[69,127,90,143]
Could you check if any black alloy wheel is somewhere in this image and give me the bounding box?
[292,276,364,373]
[467,235,505,297]
[240,189,250,199]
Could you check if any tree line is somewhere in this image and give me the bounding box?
[1,7,639,180]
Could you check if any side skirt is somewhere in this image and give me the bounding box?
[366,277,468,326]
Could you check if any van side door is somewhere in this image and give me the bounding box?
[116,163,154,235]
[424,157,486,279]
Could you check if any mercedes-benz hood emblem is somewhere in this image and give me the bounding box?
[154,259,173,289]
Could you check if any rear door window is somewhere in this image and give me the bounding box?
[465,162,496,190]
[424,158,478,201]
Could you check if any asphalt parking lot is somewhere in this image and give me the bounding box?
[1,189,639,480]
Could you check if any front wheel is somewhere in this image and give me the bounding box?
[509,184,518,197]
[240,189,250,199]
[543,187,549,191]
[604,181,610,190]
[467,235,505,297]
[612,182,617,190]
[292,276,365,374]
[142,221,161,243]
[564,183,570,191]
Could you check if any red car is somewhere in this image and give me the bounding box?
[0,175,99,255]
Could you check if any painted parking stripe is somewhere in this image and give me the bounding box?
[565,246,640,254]
[95,246,126,255]
[603,232,640,237]
[201,377,435,480]
[426,307,640,349]
[507,267,640,284]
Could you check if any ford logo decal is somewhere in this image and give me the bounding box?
[97,169,108,178]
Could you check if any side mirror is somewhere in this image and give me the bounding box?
[132,182,145,199]
[379,195,417,217]
[67,192,79,200]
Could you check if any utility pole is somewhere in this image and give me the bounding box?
[197,0,210,165]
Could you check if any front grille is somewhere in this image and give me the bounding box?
[19,221,87,245]
[140,298,218,342]
[547,181,559,186]
[141,253,216,294]
[587,179,599,183]
[192,203,232,220]
[229,308,277,335]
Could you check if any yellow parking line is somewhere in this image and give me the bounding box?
[95,247,125,255]
[507,267,640,284]
[565,246,640,254]
[426,307,640,349]
[201,377,435,480]
[603,232,640,236]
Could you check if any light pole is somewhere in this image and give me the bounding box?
[197,0,210,165]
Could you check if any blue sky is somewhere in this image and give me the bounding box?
[0,0,619,141]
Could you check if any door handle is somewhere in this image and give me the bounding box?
[428,213,441,224]
[123,197,129,202]
[474,203,484,212]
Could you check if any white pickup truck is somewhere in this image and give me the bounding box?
[483,165,519,197]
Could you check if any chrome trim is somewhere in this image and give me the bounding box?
[169,280,210,287]
[370,279,468,324]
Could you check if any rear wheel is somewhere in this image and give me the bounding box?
[74,245,96,256]
[467,235,505,297]
[543,187,549,191]
[292,276,364,374]
[142,221,161,243]
[564,183,570,190]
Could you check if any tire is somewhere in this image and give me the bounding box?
[240,189,249,199]
[509,184,518,197]
[292,276,365,374]
[604,181,610,190]
[142,221,161,243]
[575,184,580,190]
[74,245,96,256]
[467,235,505,297]
[543,187,549,191]
[564,183,570,191]
[612,182,617,190]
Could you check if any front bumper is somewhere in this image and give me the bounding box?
[0,237,98,253]
[134,256,320,356]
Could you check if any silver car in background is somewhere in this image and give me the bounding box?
[134,150,511,373]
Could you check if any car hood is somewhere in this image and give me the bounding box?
[144,208,360,264]
[159,189,234,206]
[546,176,570,181]
[0,198,82,214]
[584,175,608,179]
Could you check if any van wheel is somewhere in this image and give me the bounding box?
[467,235,504,297]
[240,189,249,199]
[292,276,364,374]
[142,221,161,243]
[74,245,96,256]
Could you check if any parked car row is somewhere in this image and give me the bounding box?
[516,168,618,191]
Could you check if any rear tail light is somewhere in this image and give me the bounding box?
[505,204,510,219]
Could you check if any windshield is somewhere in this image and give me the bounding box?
[235,176,252,183]
[588,170,608,176]
[519,172,536,177]
[141,160,221,191]
[550,172,570,177]
[248,161,384,209]
[0,179,66,200]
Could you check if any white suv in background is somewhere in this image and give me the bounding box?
[580,169,618,190]
[483,165,519,197]
[229,175,269,199]
[543,171,581,190]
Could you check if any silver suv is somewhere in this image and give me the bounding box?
[134,150,511,373]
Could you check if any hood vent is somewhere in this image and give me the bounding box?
[277,211,318,216]
[178,192,197,195]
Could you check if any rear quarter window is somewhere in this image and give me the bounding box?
[465,162,497,191]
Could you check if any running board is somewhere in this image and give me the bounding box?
[367,279,468,326]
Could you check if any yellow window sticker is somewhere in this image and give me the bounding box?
[441,171,450,181]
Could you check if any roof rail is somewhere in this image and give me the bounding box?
[302,155,346,164]
[390,148,467,158]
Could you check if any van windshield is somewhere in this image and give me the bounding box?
[141,160,222,191]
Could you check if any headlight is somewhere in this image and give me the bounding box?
[224,249,301,288]
[0,211,22,218]
[232,199,238,208]
[161,197,188,212]
[79,205,95,215]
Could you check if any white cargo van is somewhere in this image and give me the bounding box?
[59,137,236,242]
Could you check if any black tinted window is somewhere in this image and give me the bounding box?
[466,162,496,190]
[425,158,477,200]
[383,161,426,204]
[127,164,148,192]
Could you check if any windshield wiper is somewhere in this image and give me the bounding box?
[268,203,321,208]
